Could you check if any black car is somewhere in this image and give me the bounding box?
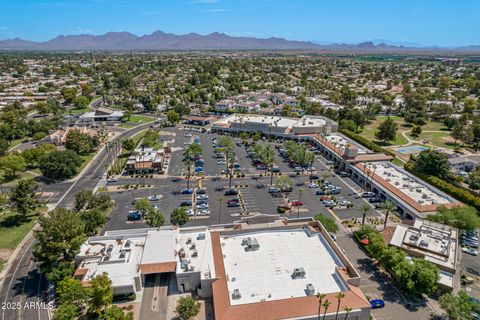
[196,188,207,194]
[180,201,192,207]
[224,189,238,196]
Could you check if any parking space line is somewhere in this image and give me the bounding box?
[327,208,341,221]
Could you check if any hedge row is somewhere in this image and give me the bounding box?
[404,162,480,211]
[340,128,396,157]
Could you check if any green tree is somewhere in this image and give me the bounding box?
[88,272,113,316]
[33,208,86,269]
[410,125,422,139]
[99,306,133,320]
[381,200,396,230]
[142,129,160,148]
[146,208,165,228]
[65,128,99,155]
[122,138,136,154]
[9,179,41,217]
[375,117,398,144]
[61,87,77,104]
[275,175,293,192]
[334,292,345,320]
[411,258,439,296]
[171,207,189,226]
[443,117,458,130]
[183,142,203,189]
[322,299,332,320]
[53,303,81,320]
[468,169,480,190]
[314,214,339,233]
[427,205,480,231]
[122,109,132,122]
[439,290,478,320]
[80,209,107,236]
[139,94,154,112]
[0,154,26,177]
[167,110,181,125]
[39,150,82,180]
[56,277,88,306]
[0,137,10,156]
[360,203,371,228]
[413,150,451,180]
[21,143,56,168]
[45,261,74,286]
[316,293,326,320]
[73,96,89,109]
[175,295,201,320]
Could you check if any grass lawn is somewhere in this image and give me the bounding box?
[361,116,408,146]
[417,131,458,149]
[78,152,96,173]
[128,114,155,124]
[0,259,5,272]
[10,137,29,148]
[392,157,405,166]
[0,211,40,250]
[118,123,136,129]
[68,107,92,115]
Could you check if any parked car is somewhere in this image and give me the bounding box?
[280,186,293,192]
[127,211,142,221]
[323,200,336,207]
[307,183,319,188]
[369,299,385,309]
[268,187,281,193]
[310,174,320,180]
[224,189,238,196]
[369,197,382,203]
[227,202,240,207]
[329,233,337,241]
[462,247,479,256]
[294,166,304,172]
[197,209,210,216]
[291,201,304,206]
[326,160,335,165]
[107,177,118,183]
[339,200,352,207]
[217,160,226,165]
[181,189,193,195]
[362,191,376,198]
[196,188,206,194]
[227,198,240,205]
[270,166,280,173]
[187,208,194,216]
[147,195,162,201]
[180,201,192,207]
[337,171,350,177]
[319,195,332,201]
[197,194,208,200]
[196,203,209,209]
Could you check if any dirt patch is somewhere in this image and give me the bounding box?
[0,248,13,262]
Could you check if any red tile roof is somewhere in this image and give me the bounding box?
[139,262,177,274]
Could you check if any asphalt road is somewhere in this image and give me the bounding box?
[0,121,155,320]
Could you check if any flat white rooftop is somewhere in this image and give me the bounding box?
[365,162,452,206]
[78,236,144,288]
[293,116,327,128]
[325,134,368,154]
[175,230,215,280]
[221,229,347,305]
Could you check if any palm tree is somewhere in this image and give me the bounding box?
[382,200,396,230]
[316,293,326,320]
[334,293,345,320]
[322,300,331,320]
[183,143,202,190]
[360,203,371,228]
[217,195,224,224]
[343,306,352,320]
[297,188,304,218]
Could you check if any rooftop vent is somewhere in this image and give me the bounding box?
[306,284,315,296]
[245,238,260,251]
[293,267,306,279]
[232,289,241,300]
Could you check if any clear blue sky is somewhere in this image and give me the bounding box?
[0,0,478,47]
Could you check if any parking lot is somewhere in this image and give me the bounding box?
[102,127,385,234]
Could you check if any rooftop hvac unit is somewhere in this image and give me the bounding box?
[245,238,260,251]
[232,289,241,300]
[293,267,306,279]
[306,284,315,296]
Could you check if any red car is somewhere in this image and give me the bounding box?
[227,198,240,204]
[291,201,304,206]
[319,196,331,201]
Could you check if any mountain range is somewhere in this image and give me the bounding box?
[1,30,479,52]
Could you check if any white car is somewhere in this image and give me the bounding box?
[462,247,478,256]
[148,195,162,201]
[196,203,209,209]
[197,194,209,200]
[307,183,319,188]
[217,160,226,165]
[339,200,352,207]
[184,133,192,137]
[187,208,194,216]
[197,210,210,216]
[107,177,118,183]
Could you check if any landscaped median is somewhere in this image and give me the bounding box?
[353,226,439,298]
